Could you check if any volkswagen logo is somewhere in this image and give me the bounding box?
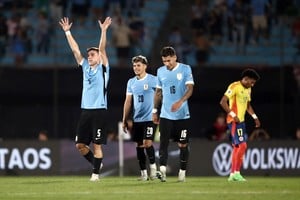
[212,143,232,176]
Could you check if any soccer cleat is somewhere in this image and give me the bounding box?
[137,170,149,181]
[137,175,149,181]
[90,173,100,182]
[227,173,235,182]
[178,169,186,182]
[159,166,167,182]
[156,171,162,180]
[233,173,246,181]
[149,164,157,180]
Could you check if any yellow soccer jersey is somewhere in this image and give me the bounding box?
[224,81,251,123]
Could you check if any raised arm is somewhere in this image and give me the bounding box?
[98,17,112,67]
[59,17,83,65]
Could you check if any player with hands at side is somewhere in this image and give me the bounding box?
[59,16,112,182]
[122,55,159,181]
[220,68,261,182]
[153,46,194,182]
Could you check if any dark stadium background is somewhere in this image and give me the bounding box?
[0,66,298,139]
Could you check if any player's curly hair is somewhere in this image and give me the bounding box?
[241,68,260,81]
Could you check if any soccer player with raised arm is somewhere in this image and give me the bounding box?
[220,68,261,181]
[152,46,194,182]
[59,16,112,181]
[122,55,158,181]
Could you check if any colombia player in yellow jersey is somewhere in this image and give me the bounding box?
[220,68,261,181]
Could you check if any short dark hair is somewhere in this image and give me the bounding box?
[160,46,176,57]
[132,55,148,65]
[87,47,99,52]
[241,68,260,81]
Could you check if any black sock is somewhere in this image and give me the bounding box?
[93,157,103,174]
[145,146,155,164]
[159,140,169,166]
[180,146,189,170]
[84,150,94,165]
[136,147,146,170]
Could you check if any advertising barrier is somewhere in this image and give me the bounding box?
[0,139,299,176]
[0,140,60,175]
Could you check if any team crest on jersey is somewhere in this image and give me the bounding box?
[144,84,149,90]
[177,73,182,80]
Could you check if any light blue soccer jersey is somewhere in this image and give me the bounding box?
[81,59,109,109]
[157,63,194,120]
[126,73,157,122]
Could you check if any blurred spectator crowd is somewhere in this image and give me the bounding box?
[177,0,300,66]
[0,0,149,67]
[0,0,299,67]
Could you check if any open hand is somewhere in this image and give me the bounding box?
[59,17,73,32]
[98,17,112,30]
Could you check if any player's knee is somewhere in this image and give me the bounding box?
[178,143,188,148]
[143,140,152,148]
[76,143,87,154]
[137,141,144,147]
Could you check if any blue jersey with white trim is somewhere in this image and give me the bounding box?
[81,59,109,109]
[157,63,194,120]
[127,73,157,122]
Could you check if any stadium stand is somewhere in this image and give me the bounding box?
[177,0,300,67]
[0,1,298,67]
[206,24,298,66]
[0,0,169,68]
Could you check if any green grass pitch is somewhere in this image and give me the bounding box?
[0,176,299,200]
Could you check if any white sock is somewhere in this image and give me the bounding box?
[141,169,148,176]
[150,163,157,170]
[160,165,166,172]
